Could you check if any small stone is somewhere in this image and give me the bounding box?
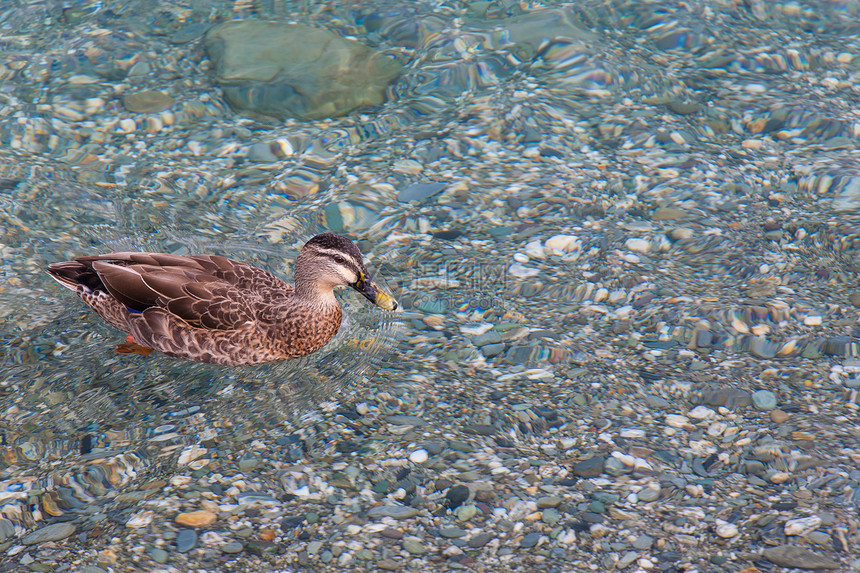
[770,409,790,423]
[402,537,427,555]
[520,532,541,548]
[248,141,293,162]
[377,558,401,571]
[541,508,561,525]
[625,238,651,253]
[536,496,562,509]
[785,516,822,536]
[768,471,791,484]
[398,181,446,203]
[688,405,716,420]
[175,510,217,528]
[446,485,470,508]
[0,519,14,542]
[603,457,630,476]
[472,331,503,347]
[762,545,840,569]
[176,529,197,553]
[751,390,777,411]
[307,540,324,555]
[246,540,278,557]
[122,91,175,113]
[238,456,259,470]
[385,415,427,426]
[439,527,467,538]
[665,414,690,428]
[149,546,169,563]
[381,528,404,540]
[481,343,505,357]
[715,520,738,538]
[545,234,581,254]
[409,449,428,464]
[467,532,494,548]
[455,504,479,521]
[367,505,421,519]
[666,100,701,115]
[807,531,832,546]
[21,523,76,545]
[97,549,117,567]
[638,485,661,502]
[117,118,137,133]
[632,534,653,550]
[221,541,243,554]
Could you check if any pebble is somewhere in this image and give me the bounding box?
[176,529,197,553]
[409,448,428,464]
[536,496,562,508]
[446,485,470,508]
[688,405,716,420]
[21,523,76,545]
[541,508,561,525]
[544,234,581,254]
[762,545,840,569]
[221,541,243,554]
[467,532,494,548]
[149,547,168,564]
[625,238,651,253]
[455,504,479,521]
[520,532,541,548]
[638,485,661,502]
[751,390,778,411]
[367,505,421,519]
[632,534,653,550]
[770,409,790,423]
[175,510,217,527]
[376,558,400,571]
[785,516,822,536]
[0,519,14,542]
[402,537,427,554]
[397,181,446,203]
[117,118,137,134]
[715,520,738,538]
[122,91,175,113]
[665,414,690,428]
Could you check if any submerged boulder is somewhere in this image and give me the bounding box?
[204,20,402,120]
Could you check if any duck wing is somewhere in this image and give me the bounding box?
[77,252,258,330]
[186,254,293,296]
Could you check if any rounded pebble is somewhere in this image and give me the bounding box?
[409,448,428,463]
[751,390,778,411]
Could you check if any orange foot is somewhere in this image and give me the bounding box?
[116,335,154,356]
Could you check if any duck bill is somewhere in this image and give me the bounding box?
[352,274,398,310]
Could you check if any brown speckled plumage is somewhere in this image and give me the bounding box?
[46,234,397,366]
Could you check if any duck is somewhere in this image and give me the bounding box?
[46,233,398,365]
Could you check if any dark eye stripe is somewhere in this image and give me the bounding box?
[307,244,363,274]
[323,251,361,276]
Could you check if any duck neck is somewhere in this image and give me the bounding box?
[295,283,338,308]
[294,271,338,309]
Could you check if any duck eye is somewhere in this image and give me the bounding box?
[333,255,346,265]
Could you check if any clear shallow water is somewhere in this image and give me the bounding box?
[0,0,858,569]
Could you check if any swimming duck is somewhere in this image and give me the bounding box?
[47,233,397,365]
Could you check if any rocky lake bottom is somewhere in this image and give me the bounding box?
[0,0,858,571]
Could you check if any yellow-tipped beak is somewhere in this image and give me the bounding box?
[352,274,398,310]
